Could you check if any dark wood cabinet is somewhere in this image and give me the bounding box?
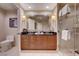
[21,35,57,50]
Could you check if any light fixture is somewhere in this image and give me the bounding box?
[51,15,56,19]
[28,6,31,9]
[22,16,26,19]
[46,6,49,9]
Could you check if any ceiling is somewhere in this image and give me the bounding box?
[0,3,57,12]
[0,3,17,11]
[19,3,57,17]
[20,3,57,11]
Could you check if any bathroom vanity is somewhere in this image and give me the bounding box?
[21,32,57,50]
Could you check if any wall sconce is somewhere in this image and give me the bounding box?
[22,16,26,22]
[51,15,56,19]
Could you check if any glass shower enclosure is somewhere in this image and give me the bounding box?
[58,3,79,56]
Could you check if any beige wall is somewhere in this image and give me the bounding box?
[5,11,18,36]
[0,9,6,41]
[0,9,18,42]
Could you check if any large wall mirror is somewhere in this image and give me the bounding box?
[25,11,57,32]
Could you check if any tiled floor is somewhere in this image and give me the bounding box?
[20,50,60,56]
[20,50,79,56]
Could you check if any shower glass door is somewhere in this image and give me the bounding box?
[74,3,79,56]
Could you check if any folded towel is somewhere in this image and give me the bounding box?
[62,30,70,40]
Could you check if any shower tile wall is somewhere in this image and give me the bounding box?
[58,4,76,56]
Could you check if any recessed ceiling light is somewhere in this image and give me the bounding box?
[28,6,31,9]
[46,6,49,9]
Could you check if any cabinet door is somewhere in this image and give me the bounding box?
[36,35,43,49]
[29,35,37,49]
[21,35,57,50]
[34,36,38,49]
[21,35,29,50]
[47,35,57,49]
[35,35,48,49]
[41,36,48,49]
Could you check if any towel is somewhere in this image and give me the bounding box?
[62,30,70,40]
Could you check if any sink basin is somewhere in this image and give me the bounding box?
[35,32,44,35]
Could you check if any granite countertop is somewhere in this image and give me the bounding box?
[21,32,57,35]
